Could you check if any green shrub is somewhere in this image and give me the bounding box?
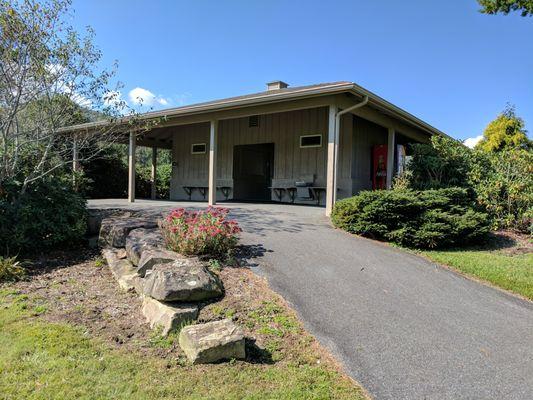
[0,256,26,282]
[332,188,489,249]
[83,146,171,200]
[83,151,128,199]
[406,136,482,190]
[399,136,532,234]
[475,149,532,233]
[0,176,87,255]
[136,163,171,199]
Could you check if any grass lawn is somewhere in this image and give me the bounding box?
[0,251,365,400]
[422,233,532,300]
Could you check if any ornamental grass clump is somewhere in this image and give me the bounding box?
[0,256,26,283]
[159,207,241,257]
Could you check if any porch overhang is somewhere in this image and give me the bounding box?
[59,81,450,213]
[58,81,449,140]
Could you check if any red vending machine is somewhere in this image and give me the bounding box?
[372,145,388,190]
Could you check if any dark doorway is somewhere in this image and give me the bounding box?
[233,143,274,201]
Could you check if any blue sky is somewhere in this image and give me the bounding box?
[71,0,532,144]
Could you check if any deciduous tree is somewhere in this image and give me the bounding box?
[0,0,134,196]
[478,0,533,16]
[476,105,530,153]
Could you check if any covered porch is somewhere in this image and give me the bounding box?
[123,91,429,216]
[67,81,442,216]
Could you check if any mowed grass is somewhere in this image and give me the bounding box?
[0,289,364,400]
[422,250,533,300]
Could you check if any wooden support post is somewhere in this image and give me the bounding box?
[72,136,80,189]
[151,147,157,200]
[333,112,342,206]
[325,105,337,216]
[72,137,80,172]
[208,120,217,206]
[386,127,395,189]
[128,131,136,203]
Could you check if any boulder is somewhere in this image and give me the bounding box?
[125,228,164,266]
[141,296,198,336]
[143,260,223,302]
[88,209,128,236]
[136,248,182,277]
[99,216,158,248]
[179,319,246,364]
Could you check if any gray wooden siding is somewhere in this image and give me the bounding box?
[170,122,210,201]
[351,116,388,194]
[168,107,429,202]
[170,107,353,203]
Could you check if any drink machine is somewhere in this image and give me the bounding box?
[372,144,388,190]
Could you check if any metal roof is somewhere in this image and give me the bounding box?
[59,81,448,137]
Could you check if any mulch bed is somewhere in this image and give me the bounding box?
[479,230,533,256]
[11,248,159,354]
[8,247,336,367]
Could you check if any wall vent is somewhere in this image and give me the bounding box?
[249,115,259,127]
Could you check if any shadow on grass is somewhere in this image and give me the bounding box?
[245,338,274,364]
[432,231,520,254]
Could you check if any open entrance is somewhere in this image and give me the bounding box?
[232,143,274,201]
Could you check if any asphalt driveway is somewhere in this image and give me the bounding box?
[89,200,533,399]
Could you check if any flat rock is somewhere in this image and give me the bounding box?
[141,296,198,336]
[179,319,246,364]
[143,260,223,302]
[99,216,158,248]
[102,248,139,292]
[136,248,182,277]
[125,228,164,266]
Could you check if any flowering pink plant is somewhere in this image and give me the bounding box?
[159,207,242,257]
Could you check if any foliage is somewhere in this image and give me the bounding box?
[475,149,533,232]
[332,188,490,249]
[0,175,86,255]
[0,0,132,196]
[403,136,483,190]
[398,132,532,233]
[476,105,531,152]
[0,256,25,282]
[136,162,172,199]
[478,0,533,16]
[160,207,241,257]
[83,145,172,199]
[82,146,128,198]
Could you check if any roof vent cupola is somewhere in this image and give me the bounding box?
[266,81,289,91]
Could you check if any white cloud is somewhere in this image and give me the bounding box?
[44,64,92,107]
[463,135,483,148]
[70,91,92,108]
[128,87,169,107]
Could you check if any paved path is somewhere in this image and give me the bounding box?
[89,200,533,399]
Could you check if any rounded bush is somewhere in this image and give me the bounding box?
[332,188,489,249]
[0,177,87,255]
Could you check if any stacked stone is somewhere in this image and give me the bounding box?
[99,213,245,364]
